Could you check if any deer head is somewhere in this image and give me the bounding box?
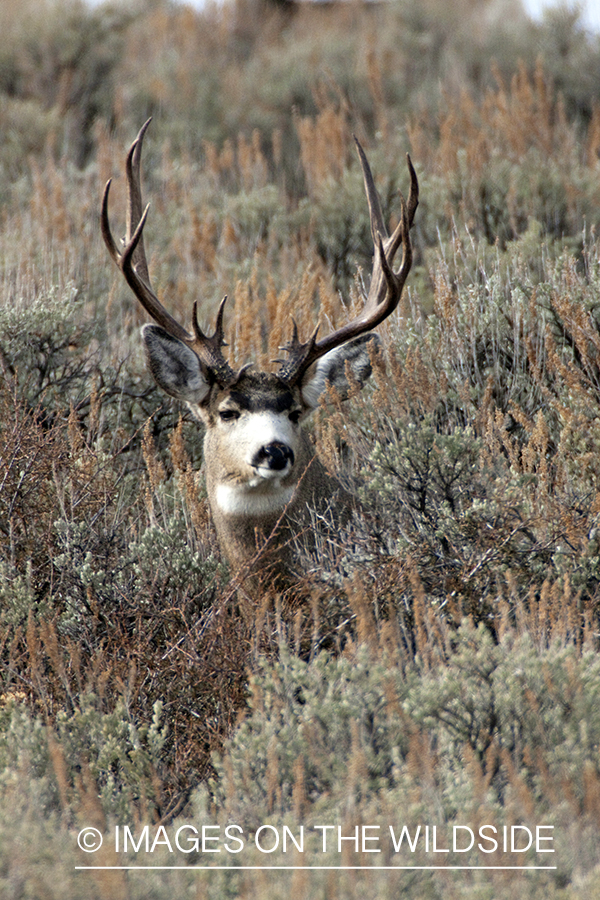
[102,120,418,582]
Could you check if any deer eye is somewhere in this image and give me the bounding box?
[289,410,302,425]
[219,409,240,422]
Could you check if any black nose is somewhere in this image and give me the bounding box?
[252,442,294,471]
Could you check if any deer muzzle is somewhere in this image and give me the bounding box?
[252,442,295,474]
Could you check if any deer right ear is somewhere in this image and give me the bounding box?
[299,333,379,409]
[142,324,211,403]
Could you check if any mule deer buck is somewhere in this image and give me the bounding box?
[101,121,418,584]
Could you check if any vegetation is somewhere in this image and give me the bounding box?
[1,0,600,896]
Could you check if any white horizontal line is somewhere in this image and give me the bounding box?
[75,865,557,871]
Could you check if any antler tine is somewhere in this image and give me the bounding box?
[125,117,152,285]
[279,142,417,384]
[101,120,236,385]
[275,320,320,380]
[405,153,419,226]
[192,296,233,368]
[100,178,120,265]
[378,153,418,274]
[354,135,387,247]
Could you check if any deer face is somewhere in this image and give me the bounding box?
[201,372,305,517]
[142,324,378,518]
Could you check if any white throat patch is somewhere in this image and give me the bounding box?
[215,482,295,517]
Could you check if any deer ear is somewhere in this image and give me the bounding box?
[299,333,379,409]
[142,325,211,404]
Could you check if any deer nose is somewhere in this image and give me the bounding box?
[253,442,294,471]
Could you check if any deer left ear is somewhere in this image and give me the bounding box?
[299,333,379,409]
[142,324,212,404]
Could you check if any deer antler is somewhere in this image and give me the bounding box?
[103,124,417,390]
[278,138,418,384]
[101,118,236,386]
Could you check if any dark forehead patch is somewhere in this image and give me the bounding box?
[227,388,295,414]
